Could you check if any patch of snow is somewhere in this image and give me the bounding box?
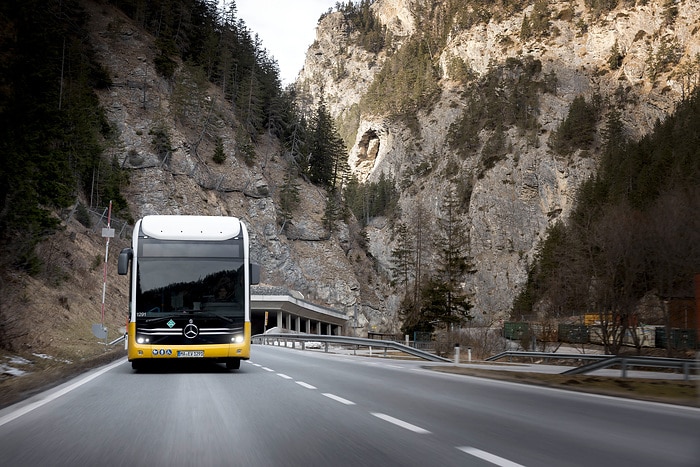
[9,356,32,365]
[32,353,73,364]
[0,363,28,377]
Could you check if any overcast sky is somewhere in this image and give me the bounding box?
[231,0,339,85]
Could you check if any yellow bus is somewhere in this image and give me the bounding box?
[117,215,259,371]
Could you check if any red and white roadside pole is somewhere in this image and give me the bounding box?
[94,201,114,340]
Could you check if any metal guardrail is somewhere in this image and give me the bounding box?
[486,351,616,362]
[561,356,700,380]
[107,334,126,346]
[486,351,700,380]
[252,333,451,362]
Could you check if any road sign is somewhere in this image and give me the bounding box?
[92,324,107,339]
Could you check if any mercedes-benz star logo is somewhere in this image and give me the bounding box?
[183,323,199,339]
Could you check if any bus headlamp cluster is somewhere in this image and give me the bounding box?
[232,335,244,344]
[136,336,150,344]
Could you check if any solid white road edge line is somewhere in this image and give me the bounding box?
[0,358,125,428]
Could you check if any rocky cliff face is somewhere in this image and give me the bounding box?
[297,0,700,322]
[82,1,392,333]
[67,0,700,340]
[4,4,400,386]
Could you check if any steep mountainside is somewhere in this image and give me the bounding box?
[297,0,700,321]
[81,1,390,331]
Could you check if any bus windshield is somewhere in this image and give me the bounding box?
[135,258,245,317]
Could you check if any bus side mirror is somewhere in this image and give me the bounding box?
[250,263,260,285]
[118,248,133,275]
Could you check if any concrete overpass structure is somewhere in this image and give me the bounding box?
[250,286,348,336]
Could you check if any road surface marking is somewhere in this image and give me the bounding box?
[371,413,431,434]
[296,381,317,389]
[457,447,524,467]
[276,373,292,379]
[261,366,274,372]
[322,393,355,405]
[0,359,125,428]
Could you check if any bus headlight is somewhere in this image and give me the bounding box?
[136,336,150,344]
[232,335,244,344]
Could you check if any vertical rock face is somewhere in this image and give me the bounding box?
[298,0,700,320]
[81,1,386,333]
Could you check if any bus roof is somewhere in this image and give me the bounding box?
[140,215,242,241]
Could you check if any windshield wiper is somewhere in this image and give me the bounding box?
[144,315,180,324]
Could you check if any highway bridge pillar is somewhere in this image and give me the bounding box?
[305,319,311,334]
[286,313,291,331]
[326,323,332,335]
[277,311,283,329]
[295,316,301,332]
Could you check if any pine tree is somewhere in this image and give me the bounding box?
[280,89,311,175]
[213,136,226,164]
[330,132,350,191]
[435,187,471,284]
[551,94,600,155]
[322,190,343,235]
[410,202,430,306]
[602,108,626,159]
[373,172,399,218]
[420,278,459,327]
[607,40,624,70]
[390,222,415,288]
[431,187,473,325]
[343,175,363,224]
[278,162,301,232]
[236,67,263,136]
[308,97,347,189]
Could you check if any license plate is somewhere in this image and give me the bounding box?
[177,350,204,358]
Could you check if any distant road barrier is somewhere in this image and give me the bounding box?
[252,332,451,362]
[486,351,700,380]
[486,351,615,362]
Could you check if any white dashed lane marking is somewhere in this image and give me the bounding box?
[371,413,431,434]
[322,393,356,405]
[295,381,317,389]
[457,447,525,467]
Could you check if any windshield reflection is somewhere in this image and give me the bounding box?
[136,258,245,316]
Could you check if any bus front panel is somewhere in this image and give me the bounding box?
[128,237,251,365]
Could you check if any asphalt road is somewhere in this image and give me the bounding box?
[1,345,698,466]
